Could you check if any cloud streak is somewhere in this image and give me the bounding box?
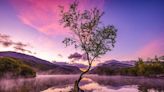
[11,0,104,35]
[0,34,13,47]
[136,36,164,58]
[0,33,34,54]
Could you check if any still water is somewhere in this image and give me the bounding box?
[0,75,164,92]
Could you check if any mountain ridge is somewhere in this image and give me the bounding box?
[0,51,81,74]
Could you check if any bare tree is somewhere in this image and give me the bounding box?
[59,1,117,92]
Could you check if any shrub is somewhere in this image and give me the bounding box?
[0,57,36,78]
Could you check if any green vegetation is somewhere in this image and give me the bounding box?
[0,57,36,78]
[122,57,164,77]
[96,56,164,77]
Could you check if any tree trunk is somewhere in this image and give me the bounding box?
[73,64,91,92]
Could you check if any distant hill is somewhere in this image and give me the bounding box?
[0,51,81,74]
[53,61,88,69]
[90,60,134,74]
[71,63,88,68]
[97,60,136,66]
[159,56,164,61]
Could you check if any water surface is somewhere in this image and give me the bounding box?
[0,75,164,92]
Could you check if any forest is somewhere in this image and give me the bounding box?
[95,56,164,77]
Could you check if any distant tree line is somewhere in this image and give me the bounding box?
[0,57,36,79]
[96,56,164,77]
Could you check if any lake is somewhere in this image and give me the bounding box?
[0,75,164,92]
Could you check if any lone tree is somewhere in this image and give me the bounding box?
[59,1,117,92]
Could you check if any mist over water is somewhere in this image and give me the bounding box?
[0,75,78,92]
[0,75,164,92]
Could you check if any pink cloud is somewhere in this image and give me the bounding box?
[136,37,164,59]
[11,0,104,35]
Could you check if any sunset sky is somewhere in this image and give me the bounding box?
[0,0,164,63]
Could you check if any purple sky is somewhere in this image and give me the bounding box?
[0,0,164,64]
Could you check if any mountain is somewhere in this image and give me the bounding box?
[121,60,136,65]
[159,56,164,61]
[97,60,136,66]
[0,51,81,74]
[53,61,88,68]
[0,51,56,70]
[90,60,134,74]
[71,63,88,68]
[53,61,68,65]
